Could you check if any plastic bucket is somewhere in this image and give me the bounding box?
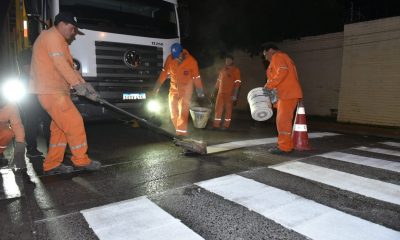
[247,87,273,121]
[190,107,211,128]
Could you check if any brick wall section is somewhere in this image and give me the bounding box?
[199,17,400,127]
[200,33,344,116]
[338,17,400,127]
[278,33,344,116]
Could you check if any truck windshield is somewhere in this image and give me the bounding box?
[59,0,178,39]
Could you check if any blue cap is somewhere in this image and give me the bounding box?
[171,43,183,59]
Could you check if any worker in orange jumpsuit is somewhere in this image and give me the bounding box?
[212,55,241,129]
[263,44,303,154]
[0,99,25,170]
[30,12,101,174]
[153,43,205,136]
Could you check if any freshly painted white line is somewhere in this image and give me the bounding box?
[319,152,400,173]
[0,169,21,199]
[196,174,400,240]
[206,132,340,154]
[354,146,400,157]
[81,196,204,240]
[380,142,400,148]
[207,138,277,154]
[307,132,340,138]
[270,161,400,205]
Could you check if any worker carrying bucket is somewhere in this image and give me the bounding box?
[152,43,206,137]
[262,43,303,155]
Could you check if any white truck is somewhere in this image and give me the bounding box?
[26,0,181,120]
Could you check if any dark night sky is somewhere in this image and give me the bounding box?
[1,0,399,67]
[178,0,400,67]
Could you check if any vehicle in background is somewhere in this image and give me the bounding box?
[7,0,181,121]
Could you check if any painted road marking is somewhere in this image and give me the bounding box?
[319,151,400,173]
[207,132,340,154]
[354,146,400,157]
[0,169,21,199]
[81,196,204,240]
[207,138,277,154]
[380,141,400,148]
[197,174,400,240]
[270,161,400,205]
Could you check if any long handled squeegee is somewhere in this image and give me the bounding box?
[97,97,207,155]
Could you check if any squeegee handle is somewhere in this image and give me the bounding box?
[97,97,178,140]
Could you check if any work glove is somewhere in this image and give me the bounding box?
[73,82,100,102]
[231,87,239,102]
[263,88,278,104]
[211,88,217,99]
[152,82,162,97]
[13,142,26,169]
[152,89,159,97]
[262,87,269,96]
[152,87,159,97]
[196,88,205,98]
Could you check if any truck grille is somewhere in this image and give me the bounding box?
[85,41,163,104]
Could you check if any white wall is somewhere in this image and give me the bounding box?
[278,33,344,116]
[200,33,345,116]
[199,17,400,127]
[338,16,400,127]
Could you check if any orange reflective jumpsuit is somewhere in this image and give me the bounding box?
[0,103,25,154]
[264,51,303,152]
[155,49,204,136]
[30,26,92,171]
[213,65,241,128]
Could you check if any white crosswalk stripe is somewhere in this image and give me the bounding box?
[318,151,400,173]
[270,161,400,205]
[196,174,400,240]
[81,196,204,240]
[354,146,400,157]
[80,140,400,240]
[381,141,400,148]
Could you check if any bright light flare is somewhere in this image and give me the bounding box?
[2,78,27,102]
[147,99,161,113]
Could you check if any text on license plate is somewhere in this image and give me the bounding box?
[123,93,146,100]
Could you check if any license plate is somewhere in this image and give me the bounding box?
[122,93,146,100]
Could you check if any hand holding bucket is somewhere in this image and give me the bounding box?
[247,87,273,121]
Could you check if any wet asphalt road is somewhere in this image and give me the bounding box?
[1,115,399,240]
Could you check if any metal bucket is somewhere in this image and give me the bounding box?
[247,87,273,121]
[190,106,211,128]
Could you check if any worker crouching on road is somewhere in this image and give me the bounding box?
[0,98,26,170]
[30,12,101,174]
[212,54,241,129]
[263,44,303,155]
[153,43,205,137]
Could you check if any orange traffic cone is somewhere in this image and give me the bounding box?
[292,100,311,150]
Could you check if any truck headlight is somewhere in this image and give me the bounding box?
[2,78,27,102]
[147,99,161,113]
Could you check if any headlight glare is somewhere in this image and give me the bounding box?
[2,78,27,102]
[147,99,161,113]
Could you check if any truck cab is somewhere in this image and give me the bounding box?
[27,0,180,121]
